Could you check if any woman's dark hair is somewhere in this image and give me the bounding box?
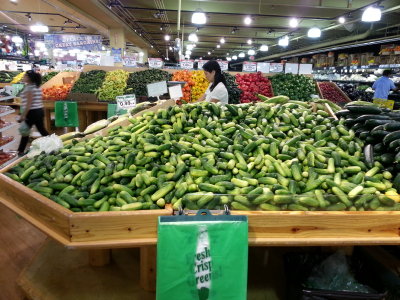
[26,70,42,87]
[203,60,227,92]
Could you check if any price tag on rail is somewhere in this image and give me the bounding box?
[180,60,194,69]
[373,98,394,110]
[243,61,257,72]
[116,94,136,109]
[148,58,164,69]
[147,81,168,98]
[218,60,228,71]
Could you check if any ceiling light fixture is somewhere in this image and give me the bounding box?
[260,44,269,51]
[30,24,49,33]
[247,39,252,45]
[307,27,321,38]
[362,6,382,22]
[278,35,289,46]
[227,57,232,61]
[160,24,164,31]
[231,27,238,34]
[10,0,18,2]
[26,13,32,21]
[338,16,346,23]
[232,55,238,60]
[164,34,170,41]
[188,33,198,42]
[248,49,255,55]
[196,27,200,32]
[192,9,207,24]
[220,37,225,44]
[12,36,23,44]
[289,18,299,28]
[64,19,72,25]
[108,0,119,9]
[169,46,173,50]
[216,44,221,48]
[238,52,245,58]
[208,51,211,55]
[244,16,252,25]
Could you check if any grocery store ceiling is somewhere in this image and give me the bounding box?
[98,0,400,60]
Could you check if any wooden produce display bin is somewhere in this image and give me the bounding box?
[0,101,176,249]
[66,71,100,102]
[41,71,80,89]
[316,81,351,103]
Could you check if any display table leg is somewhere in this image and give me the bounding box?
[88,249,111,267]
[78,109,87,132]
[140,246,157,292]
[44,108,52,133]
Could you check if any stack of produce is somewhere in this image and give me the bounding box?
[223,72,242,104]
[172,70,194,102]
[318,82,349,105]
[271,74,316,101]
[337,83,374,102]
[42,72,59,84]
[97,70,129,101]
[0,152,16,166]
[336,101,400,175]
[11,72,25,84]
[125,69,171,97]
[191,70,209,102]
[71,70,106,94]
[6,100,400,212]
[0,71,20,83]
[235,72,273,103]
[42,84,72,101]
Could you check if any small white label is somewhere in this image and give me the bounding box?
[198,60,208,69]
[168,84,183,100]
[243,61,257,72]
[257,62,270,73]
[180,60,194,69]
[270,63,284,73]
[147,81,168,97]
[148,58,163,68]
[218,61,228,71]
[116,94,136,109]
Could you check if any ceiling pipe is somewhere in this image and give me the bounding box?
[177,0,181,32]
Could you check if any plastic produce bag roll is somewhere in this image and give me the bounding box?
[156,209,248,300]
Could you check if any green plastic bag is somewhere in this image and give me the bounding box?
[156,209,248,300]
[55,101,79,127]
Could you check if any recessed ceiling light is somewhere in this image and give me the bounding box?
[227,57,232,61]
[244,16,252,25]
[289,18,299,28]
[208,51,211,55]
[217,44,221,48]
[248,49,255,55]
[338,16,345,24]
[278,35,289,46]
[220,37,225,44]
[30,24,49,33]
[192,9,207,24]
[188,33,198,42]
[238,52,245,58]
[308,27,321,38]
[165,34,170,41]
[232,55,238,60]
[260,45,269,51]
[362,6,381,22]
[247,39,252,45]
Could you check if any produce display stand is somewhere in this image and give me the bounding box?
[3,99,400,298]
[316,81,352,103]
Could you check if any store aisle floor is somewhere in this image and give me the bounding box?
[0,202,47,300]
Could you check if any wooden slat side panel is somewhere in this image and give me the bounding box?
[0,174,71,242]
[69,207,172,243]
[232,211,400,245]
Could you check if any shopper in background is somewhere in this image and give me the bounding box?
[372,69,398,99]
[17,70,49,155]
[197,60,229,104]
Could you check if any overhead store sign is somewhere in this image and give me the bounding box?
[197,60,208,69]
[217,61,228,71]
[123,54,138,67]
[44,34,102,51]
[180,60,194,69]
[243,61,257,72]
[111,48,122,63]
[148,58,163,68]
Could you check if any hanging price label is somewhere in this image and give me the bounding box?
[257,62,270,73]
[270,63,284,73]
[217,61,228,71]
[147,81,168,97]
[180,60,194,69]
[148,58,164,68]
[116,94,136,109]
[243,61,257,72]
[198,60,208,69]
[373,98,394,110]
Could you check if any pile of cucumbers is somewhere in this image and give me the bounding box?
[336,101,400,181]
[5,101,400,212]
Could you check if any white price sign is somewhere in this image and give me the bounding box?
[180,60,194,69]
[148,58,163,69]
[243,61,257,72]
[116,94,136,109]
[257,62,270,73]
[147,81,168,97]
[218,61,228,71]
[285,63,299,74]
[197,60,208,69]
[168,84,183,100]
[270,63,284,73]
